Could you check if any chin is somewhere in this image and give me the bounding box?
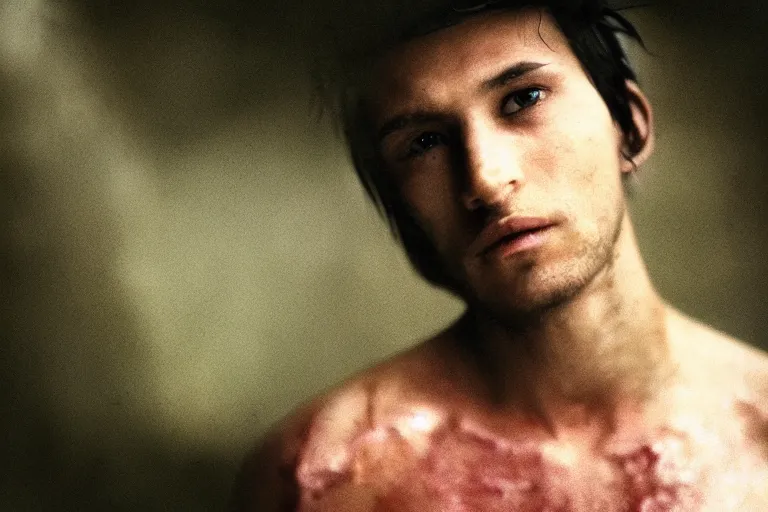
[463,251,608,320]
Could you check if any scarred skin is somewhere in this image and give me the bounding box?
[234,312,768,511]
[233,8,768,511]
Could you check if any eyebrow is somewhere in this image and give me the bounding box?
[481,61,549,91]
[377,61,549,143]
[377,112,445,144]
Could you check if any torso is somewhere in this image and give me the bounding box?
[296,386,768,511]
[246,311,768,512]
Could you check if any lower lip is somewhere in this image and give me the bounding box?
[488,226,553,259]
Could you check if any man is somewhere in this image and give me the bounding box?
[234,1,768,510]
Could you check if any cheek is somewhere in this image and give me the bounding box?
[544,103,623,189]
[400,167,463,249]
[534,116,625,239]
[542,83,624,177]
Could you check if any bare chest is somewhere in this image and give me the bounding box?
[296,414,768,512]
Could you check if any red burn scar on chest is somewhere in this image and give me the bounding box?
[295,410,703,512]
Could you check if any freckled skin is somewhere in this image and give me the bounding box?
[232,9,768,512]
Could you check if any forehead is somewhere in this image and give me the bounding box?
[365,9,583,115]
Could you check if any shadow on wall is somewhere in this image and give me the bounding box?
[1,76,233,508]
[1,0,767,510]
[1,2,243,509]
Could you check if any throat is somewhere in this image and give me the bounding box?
[456,288,672,431]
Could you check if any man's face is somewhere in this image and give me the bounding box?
[366,9,637,315]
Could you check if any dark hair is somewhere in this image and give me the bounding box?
[323,0,646,290]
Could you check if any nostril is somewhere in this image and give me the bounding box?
[464,195,486,212]
[462,183,516,214]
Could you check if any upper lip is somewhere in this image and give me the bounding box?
[470,216,555,257]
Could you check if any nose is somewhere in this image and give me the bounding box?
[460,120,524,212]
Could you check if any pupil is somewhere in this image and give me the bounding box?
[518,89,539,106]
[418,133,441,149]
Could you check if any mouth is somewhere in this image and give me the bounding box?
[485,226,552,258]
[474,217,555,259]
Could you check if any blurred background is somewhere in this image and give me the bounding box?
[2,0,766,509]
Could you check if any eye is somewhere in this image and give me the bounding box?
[405,131,449,159]
[501,88,543,116]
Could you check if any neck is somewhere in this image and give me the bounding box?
[458,214,673,433]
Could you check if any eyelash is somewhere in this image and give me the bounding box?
[501,87,545,116]
[403,132,450,160]
[402,87,545,160]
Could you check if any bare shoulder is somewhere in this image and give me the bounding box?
[231,383,373,511]
[664,307,768,464]
[666,306,768,409]
[230,335,449,511]
[230,397,316,511]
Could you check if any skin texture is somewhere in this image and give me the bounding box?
[233,9,768,512]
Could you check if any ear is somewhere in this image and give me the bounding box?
[620,80,655,173]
